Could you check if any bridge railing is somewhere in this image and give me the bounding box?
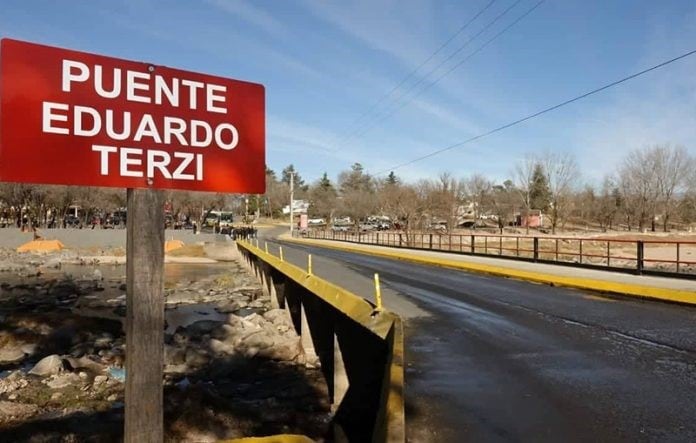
[236,239,404,442]
[300,230,696,279]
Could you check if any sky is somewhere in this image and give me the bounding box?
[2,0,696,186]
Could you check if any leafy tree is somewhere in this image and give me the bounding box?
[530,163,551,211]
[386,171,399,185]
[338,163,376,226]
[281,164,308,192]
[339,163,373,194]
[318,172,333,190]
[309,173,337,219]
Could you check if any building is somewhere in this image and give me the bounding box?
[516,210,544,228]
[282,199,309,215]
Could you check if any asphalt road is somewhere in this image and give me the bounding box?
[260,230,696,442]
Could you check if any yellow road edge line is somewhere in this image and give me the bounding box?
[281,236,696,305]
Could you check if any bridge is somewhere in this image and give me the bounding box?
[258,226,696,441]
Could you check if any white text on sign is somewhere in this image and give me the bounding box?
[41,60,240,182]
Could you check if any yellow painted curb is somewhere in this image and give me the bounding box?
[164,239,185,253]
[16,239,65,253]
[237,241,405,442]
[282,236,696,305]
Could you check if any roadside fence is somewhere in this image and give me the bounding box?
[300,230,696,279]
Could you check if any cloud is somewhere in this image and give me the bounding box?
[572,7,696,182]
[268,115,340,153]
[298,0,438,68]
[203,0,288,39]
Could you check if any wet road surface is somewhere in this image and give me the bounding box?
[258,232,696,442]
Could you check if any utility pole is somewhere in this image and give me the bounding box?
[244,196,249,224]
[289,171,294,237]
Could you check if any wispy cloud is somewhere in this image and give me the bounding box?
[99,6,323,82]
[298,0,438,68]
[572,7,696,182]
[203,0,288,39]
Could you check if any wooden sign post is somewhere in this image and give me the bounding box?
[125,188,166,442]
[1,38,265,441]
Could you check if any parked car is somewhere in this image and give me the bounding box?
[359,222,376,232]
[64,215,81,227]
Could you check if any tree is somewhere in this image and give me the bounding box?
[386,171,399,185]
[464,174,492,224]
[619,147,661,231]
[338,163,376,227]
[591,177,621,231]
[308,173,338,219]
[489,180,517,233]
[652,144,692,231]
[379,181,427,246]
[530,163,551,211]
[513,155,536,234]
[420,172,463,232]
[541,151,579,234]
[339,163,373,194]
[281,164,308,192]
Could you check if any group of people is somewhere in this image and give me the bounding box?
[229,226,258,240]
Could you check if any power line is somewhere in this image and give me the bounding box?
[335,0,499,143]
[346,0,546,147]
[375,47,696,176]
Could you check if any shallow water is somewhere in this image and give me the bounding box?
[53,263,236,332]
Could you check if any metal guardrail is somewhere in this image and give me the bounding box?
[301,230,696,279]
[236,240,405,442]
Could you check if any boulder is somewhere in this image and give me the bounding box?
[165,345,187,366]
[186,319,223,336]
[29,354,64,376]
[0,371,29,394]
[240,330,275,350]
[184,349,209,367]
[65,356,105,374]
[258,337,303,362]
[0,346,25,364]
[209,338,236,355]
[45,373,81,389]
[263,309,293,326]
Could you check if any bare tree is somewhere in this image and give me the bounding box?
[379,181,427,246]
[464,174,492,224]
[541,151,579,234]
[489,180,517,233]
[513,155,536,234]
[619,146,665,232]
[652,144,692,231]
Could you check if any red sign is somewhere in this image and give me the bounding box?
[0,38,265,193]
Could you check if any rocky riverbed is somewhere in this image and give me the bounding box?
[0,245,330,442]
